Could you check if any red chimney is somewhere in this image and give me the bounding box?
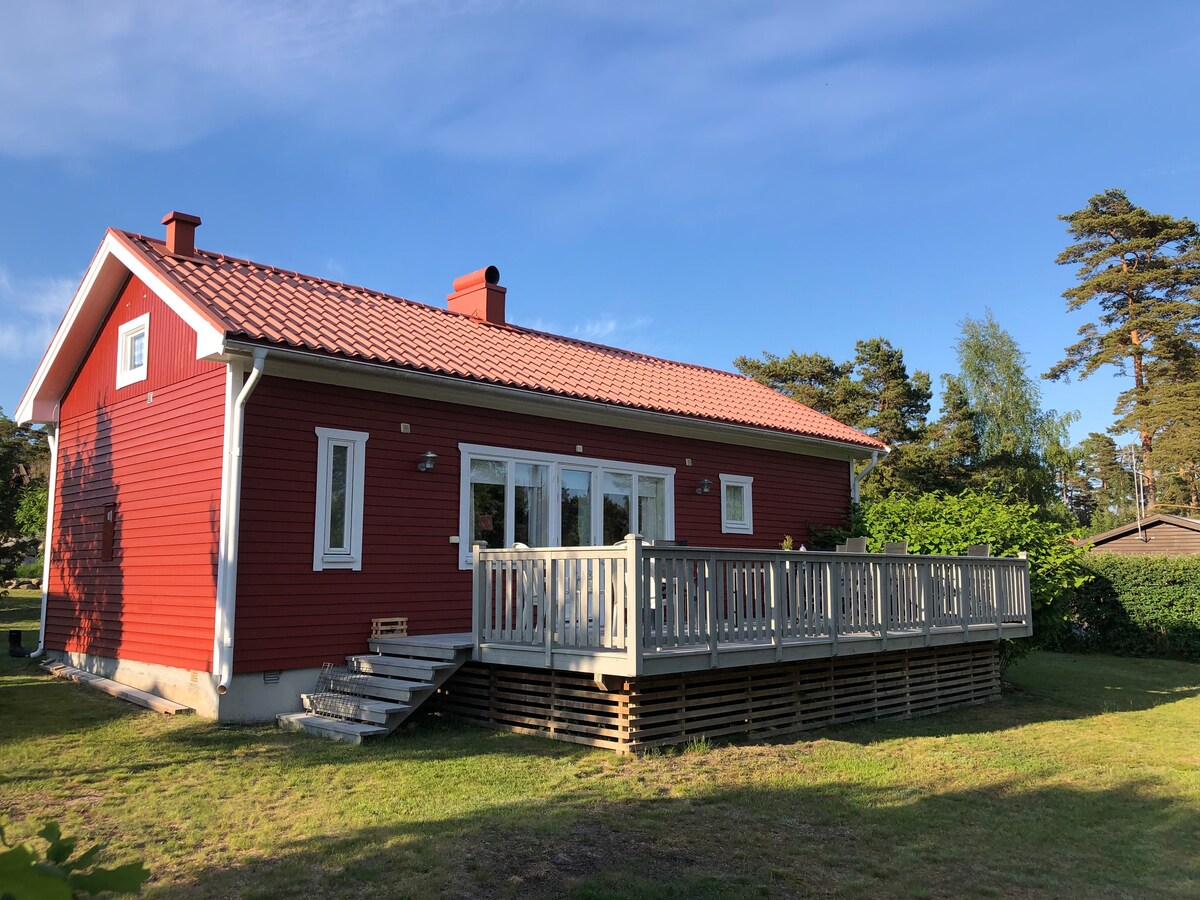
[447,266,506,325]
[162,211,202,257]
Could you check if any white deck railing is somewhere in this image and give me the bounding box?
[473,535,1033,677]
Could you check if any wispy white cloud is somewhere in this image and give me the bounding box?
[527,312,661,356]
[0,0,1005,167]
[0,266,77,363]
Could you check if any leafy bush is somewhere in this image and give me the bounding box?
[14,481,48,538]
[856,489,1091,645]
[1051,554,1200,660]
[0,820,149,898]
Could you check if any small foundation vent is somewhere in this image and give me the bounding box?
[262,670,282,685]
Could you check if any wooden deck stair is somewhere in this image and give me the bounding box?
[277,633,472,744]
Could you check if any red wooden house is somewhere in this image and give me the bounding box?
[18,213,1031,749]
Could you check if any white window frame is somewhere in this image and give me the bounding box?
[719,473,754,535]
[458,443,675,569]
[115,313,150,389]
[313,427,369,571]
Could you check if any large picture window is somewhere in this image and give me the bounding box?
[459,444,674,567]
[314,427,369,571]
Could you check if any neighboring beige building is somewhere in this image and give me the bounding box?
[1084,513,1200,556]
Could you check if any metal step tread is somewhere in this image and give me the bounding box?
[329,673,435,701]
[367,640,464,661]
[377,633,473,650]
[348,655,457,674]
[277,713,389,743]
[302,692,409,715]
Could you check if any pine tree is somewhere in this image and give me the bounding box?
[736,338,933,499]
[1046,189,1200,507]
[1077,432,1137,531]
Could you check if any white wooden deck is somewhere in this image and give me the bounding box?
[473,538,1033,677]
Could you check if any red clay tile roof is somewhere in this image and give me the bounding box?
[117,230,885,451]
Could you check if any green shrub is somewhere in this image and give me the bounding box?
[856,489,1091,646]
[1052,554,1200,660]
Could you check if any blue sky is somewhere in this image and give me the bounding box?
[3,1,1199,444]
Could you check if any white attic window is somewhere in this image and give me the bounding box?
[115,313,150,389]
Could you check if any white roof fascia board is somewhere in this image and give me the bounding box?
[15,232,226,424]
[106,236,225,357]
[222,339,886,463]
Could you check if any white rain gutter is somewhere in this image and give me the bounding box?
[850,450,882,503]
[29,423,59,659]
[213,348,267,695]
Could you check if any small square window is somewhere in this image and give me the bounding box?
[719,474,753,534]
[116,314,150,389]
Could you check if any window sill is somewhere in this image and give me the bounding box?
[316,554,360,571]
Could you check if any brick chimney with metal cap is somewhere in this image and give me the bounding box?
[162,211,202,257]
[447,266,506,325]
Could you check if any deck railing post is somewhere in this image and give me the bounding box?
[874,560,887,650]
[709,553,721,666]
[624,534,644,677]
[921,561,932,647]
[827,560,839,651]
[960,561,971,638]
[472,542,488,656]
[1018,551,1033,637]
[770,558,783,661]
[992,561,1003,640]
[545,558,557,666]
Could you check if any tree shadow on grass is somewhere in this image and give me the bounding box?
[828,651,1200,746]
[0,657,145,746]
[153,775,1199,899]
[156,712,597,769]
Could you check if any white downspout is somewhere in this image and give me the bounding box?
[29,423,59,659]
[213,348,267,696]
[850,450,882,503]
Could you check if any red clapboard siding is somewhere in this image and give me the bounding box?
[235,375,852,672]
[46,276,226,672]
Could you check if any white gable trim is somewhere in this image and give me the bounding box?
[106,233,226,358]
[16,231,226,424]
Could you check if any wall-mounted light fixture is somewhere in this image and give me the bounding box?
[418,451,438,472]
[695,478,712,495]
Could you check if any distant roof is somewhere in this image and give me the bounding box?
[1083,513,1200,546]
[111,230,885,452]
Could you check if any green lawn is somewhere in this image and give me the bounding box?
[2,590,1198,898]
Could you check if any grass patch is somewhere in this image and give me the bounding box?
[1,645,1197,898]
[1,588,41,634]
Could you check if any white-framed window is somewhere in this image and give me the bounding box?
[313,427,369,571]
[458,443,675,568]
[115,313,150,388]
[720,474,753,534]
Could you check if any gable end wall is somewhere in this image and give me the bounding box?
[1093,522,1200,556]
[47,276,226,671]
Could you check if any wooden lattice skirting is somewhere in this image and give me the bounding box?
[433,642,1002,752]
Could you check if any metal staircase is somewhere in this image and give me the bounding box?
[277,633,472,744]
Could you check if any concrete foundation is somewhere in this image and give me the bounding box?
[51,651,320,722]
